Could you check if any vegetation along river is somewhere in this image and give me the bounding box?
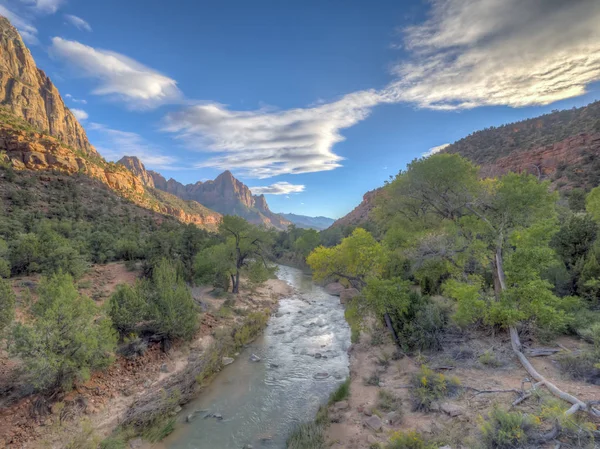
[164,264,351,449]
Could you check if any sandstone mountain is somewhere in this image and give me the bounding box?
[330,188,381,229]
[278,213,335,231]
[333,101,600,229]
[0,16,221,230]
[0,17,95,155]
[119,156,291,230]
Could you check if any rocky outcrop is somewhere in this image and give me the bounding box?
[2,126,144,195]
[0,17,96,155]
[118,156,155,188]
[2,125,221,229]
[331,188,382,229]
[479,133,600,189]
[134,164,291,230]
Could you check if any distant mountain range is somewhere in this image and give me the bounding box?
[277,213,335,230]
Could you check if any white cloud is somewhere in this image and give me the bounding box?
[387,0,600,109]
[88,122,179,169]
[423,143,450,157]
[64,14,91,32]
[65,94,87,104]
[164,1,600,178]
[70,108,88,121]
[251,182,306,195]
[50,37,182,109]
[0,4,38,44]
[164,90,385,178]
[20,0,65,14]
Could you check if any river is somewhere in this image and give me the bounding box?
[163,265,351,449]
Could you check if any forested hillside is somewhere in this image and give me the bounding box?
[301,153,600,448]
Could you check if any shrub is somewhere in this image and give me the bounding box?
[378,389,402,413]
[286,422,325,449]
[479,408,538,449]
[365,372,381,386]
[329,378,350,404]
[556,352,600,385]
[386,431,435,449]
[409,365,461,412]
[108,259,197,341]
[10,273,117,392]
[0,277,15,336]
[478,350,502,368]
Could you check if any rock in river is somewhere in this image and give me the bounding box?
[313,372,330,380]
[249,353,261,362]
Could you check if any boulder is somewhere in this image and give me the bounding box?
[367,435,379,445]
[364,415,382,431]
[249,354,261,362]
[333,401,349,411]
[313,372,330,380]
[325,282,345,296]
[222,357,234,366]
[340,288,360,304]
[440,402,463,417]
[129,438,143,449]
[386,411,401,425]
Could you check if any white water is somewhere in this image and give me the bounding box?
[164,265,351,449]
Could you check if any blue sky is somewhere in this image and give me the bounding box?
[1,0,599,218]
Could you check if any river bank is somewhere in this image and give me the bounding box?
[161,265,351,449]
[0,263,292,448]
[320,329,599,448]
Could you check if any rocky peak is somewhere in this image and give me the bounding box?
[118,156,155,188]
[0,16,96,155]
[254,194,269,212]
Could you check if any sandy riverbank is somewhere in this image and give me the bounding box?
[0,264,292,449]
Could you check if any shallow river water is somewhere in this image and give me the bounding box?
[163,265,351,449]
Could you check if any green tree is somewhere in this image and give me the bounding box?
[148,259,197,340]
[380,154,595,416]
[307,228,387,289]
[109,259,198,341]
[293,229,321,258]
[218,216,274,293]
[194,243,235,290]
[10,273,117,392]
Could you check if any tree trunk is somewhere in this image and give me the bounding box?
[232,270,240,294]
[230,274,235,292]
[495,247,599,417]
[384,312,401,347]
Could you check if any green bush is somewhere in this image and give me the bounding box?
[386,431,435,449]
[409,365,461,412]
[329,378,350,404]
[10,273,117,392]
[108,259,197,341]
[479,408,538,449]
[0,277,15,336]
[378,389,402,413]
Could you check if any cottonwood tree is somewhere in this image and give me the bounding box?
[307,227,387,289]
[216,216,274,294]
[380,154,599,417]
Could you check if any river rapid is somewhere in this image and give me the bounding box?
[163,264,351,449]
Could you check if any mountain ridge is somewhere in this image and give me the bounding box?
[332,101,600,229]
[278,213,335,230]
[119,156,292,230]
